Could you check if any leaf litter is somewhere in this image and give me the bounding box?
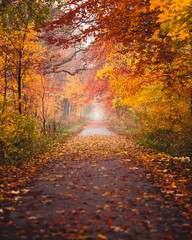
[0,133,191,239]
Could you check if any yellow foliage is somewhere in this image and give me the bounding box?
[150,0,191,41]
[62,75,87,118]
[121,82,191,134]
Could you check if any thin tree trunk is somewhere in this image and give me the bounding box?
[42,87,46,135]
[2,54,8,115]
[190,89,192,116]
[18,48,22,114]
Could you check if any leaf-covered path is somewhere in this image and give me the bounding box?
[0,122,191,240]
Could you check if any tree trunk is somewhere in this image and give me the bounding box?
[18,48,22,114]
[2,54,8,115]
[190,89,192,116]
[62,98,68,119]
[42,96,46,134]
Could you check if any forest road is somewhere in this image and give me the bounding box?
[79,120,115,136]
[0,121,191,240]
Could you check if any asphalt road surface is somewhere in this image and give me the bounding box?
[0,121,191,240]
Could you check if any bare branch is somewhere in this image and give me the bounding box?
[53,48,85,68]
[45,58,88,76]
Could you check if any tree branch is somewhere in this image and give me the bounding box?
[45,58,88,76]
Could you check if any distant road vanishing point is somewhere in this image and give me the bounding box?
[79,121,115,136]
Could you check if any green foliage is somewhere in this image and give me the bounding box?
[0,109,88,166]
[51,119,89,144]
[46,119,88,138]
[0,111,41,165]
[63,121,88,133]
[0,0,63,30]
[108,103,192,159]
[135,89,192,158]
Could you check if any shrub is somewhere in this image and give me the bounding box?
[0,111,41,165]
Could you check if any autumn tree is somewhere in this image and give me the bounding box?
[43,0,191,94]
[45,0,191,156]
[0,0,67,163]
[0,0,63,114]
